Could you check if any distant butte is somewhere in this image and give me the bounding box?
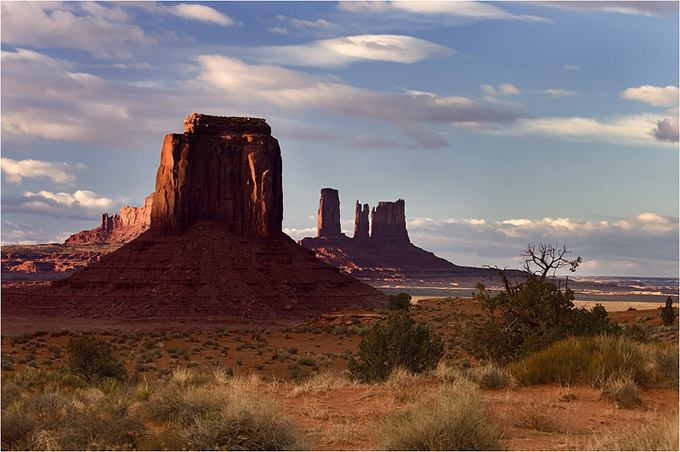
[299,189,501,282]
[65,194,153,245]
[2,114,385,328]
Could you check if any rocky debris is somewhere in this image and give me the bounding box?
[371,200,409,244]
[152,114,283,237]
[317,188,342,238]
[3,114,385,325]
[353,201,370,240]
[65,194,153,244]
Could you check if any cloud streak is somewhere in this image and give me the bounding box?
[1,158,88,185]
[407,213,679,277]
[170,3,239,26]
[244,34,454,67]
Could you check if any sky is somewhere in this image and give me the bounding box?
[1,1,678,277]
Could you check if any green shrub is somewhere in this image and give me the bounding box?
[67,335,127,382]
[386,292,411,311]
[1,354,15,371]
[348,312,444,383]
[660,297,676,326]
[377,380,501,450]
[509,336,652,387]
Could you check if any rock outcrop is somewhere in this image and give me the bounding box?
[300,189,501,283]
[371,200,409,244]
[317,188,342,238]
[65,194,153,244]
[353,202,369,240]
[3,114,386,326]
[152,114,282,236]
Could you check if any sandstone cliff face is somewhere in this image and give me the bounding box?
[152,114,283,237]
[65,194,153,244]
[353,201,369,240]
[371,200,409,243]
[317,188,342,238]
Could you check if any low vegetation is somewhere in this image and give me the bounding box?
[589,414,679,450]
[348,311,444,382]
[377,379,501,451]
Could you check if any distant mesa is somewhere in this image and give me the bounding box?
[2,114,386,327]
[65,194,153,245]
[300,189,497,281]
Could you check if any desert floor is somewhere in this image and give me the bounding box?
[2,297,678,450]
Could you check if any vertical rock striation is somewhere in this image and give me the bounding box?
[353,201,370,240]
[317,188,342,238]
[151,113,283,237]
[370,200,409,243]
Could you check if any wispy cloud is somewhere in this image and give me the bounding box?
[407,212,679,276]
[540,89,578,97]
[238,34,454,67]
[489,114,677,146]
[3,189,129,221]
[197,55,520,148]
[481,83,520,96]
[536,1,678,17]
[170,3,239,26]
[1,158,88,185]
[0,2,152,56]
[340,1,549,22]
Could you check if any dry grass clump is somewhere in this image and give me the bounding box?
[1,389,143,450]
[589,413,679,450]
[140,371,308,450]
[386,366,428,402]
[509,335,652,387]
[290,370,352,396]
[431,361,466,383]
[468,362,515,389]
[600,376,641,409]
[651,343,679,388]
[376,379,501,450]
[512,398,559,432]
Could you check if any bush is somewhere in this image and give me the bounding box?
[348,312,444,383]
[660,297,676,326]
[67,335,127,382]
[386,292,411,311]
[376,380,501,450]
[601,376,641,408]
[509,336,652,387]
[653,344,679,388]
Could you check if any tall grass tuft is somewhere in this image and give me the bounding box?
[600,376,641,409]
[376,379,501,450]
[652,343,679,388]
[589,414,679,450]
[509,335,652,387]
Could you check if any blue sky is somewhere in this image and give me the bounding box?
[1,1,678,277]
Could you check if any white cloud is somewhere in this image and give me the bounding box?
[621,85,679,107]
[541,89,578,97]
[0,2,152,55]
[1,158,87,185]
[241,34,454,67]
[391,1,549,22]
[406,212,679,276]
[491,114,677,147]
[274,15,340,35]
[283,227,317,241]
[481,83,520,96]
[563,65,582,71]
[170,4,238,26]
[197,55,520,148]
[24,190,113,209]
[537,1,678,17]
[651,117,679,143]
